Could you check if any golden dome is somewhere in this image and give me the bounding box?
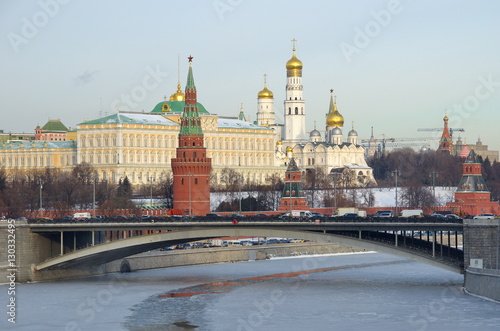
[169,83,185,101]
[443,115,449,121]
[276,141,283,145]
[326,93,344,127]
[327,108,344,127]
[258,86,273,99]
[286,146,293,153]
[286,43,303,77]
[286,54,303,71]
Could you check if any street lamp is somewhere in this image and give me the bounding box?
[238,174,243,214]
[391,169,401,216]
[331,171,342,214]
[38,179,44,217]
[91,172,97,217]
[429,171,439,205]
[148,175,155,207]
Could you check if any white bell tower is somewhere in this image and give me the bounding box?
[283,39,307,144]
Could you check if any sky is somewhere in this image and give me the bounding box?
[1,0,500,152]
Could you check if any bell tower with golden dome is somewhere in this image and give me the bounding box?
[283,39,307,144]
[326,90,344,145]
[256,74,276,127]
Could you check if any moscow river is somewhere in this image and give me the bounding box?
[1,252,500,331]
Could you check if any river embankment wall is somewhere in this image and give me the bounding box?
[464,267,500,302]
[104,243,364,274]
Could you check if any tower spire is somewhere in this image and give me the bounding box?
[179,55,201,136]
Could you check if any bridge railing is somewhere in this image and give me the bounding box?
[27,215,464,224]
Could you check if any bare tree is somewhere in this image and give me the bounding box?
[400,182,436,208]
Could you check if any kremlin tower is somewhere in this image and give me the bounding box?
[438,115,453,154]
[446,149,500,216]
[171,56,212,216]
[278,157,310,212]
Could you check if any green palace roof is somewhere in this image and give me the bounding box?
[151,100,209,114]
[41,119,69,132]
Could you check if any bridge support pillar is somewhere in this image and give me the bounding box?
[60,231,63,255]
[395,231,398,247]
[464,219,500,269]
[463,219,500,301]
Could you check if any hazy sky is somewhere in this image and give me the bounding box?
[2,0,500,151]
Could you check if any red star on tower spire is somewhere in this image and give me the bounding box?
[188,55,193,62]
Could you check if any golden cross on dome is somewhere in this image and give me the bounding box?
[263,73,267,85]
[291,38,297,51]
[163,95,167,101]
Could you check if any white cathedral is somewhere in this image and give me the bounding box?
[256,42,375,186]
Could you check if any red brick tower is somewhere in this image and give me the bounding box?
[171,56,212,216]
[446,149,500,215]
[437,115,454,154]
[278,158,310,212]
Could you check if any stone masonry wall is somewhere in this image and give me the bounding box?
[463,219,500,269]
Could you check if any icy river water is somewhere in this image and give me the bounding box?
[1,252,500,331]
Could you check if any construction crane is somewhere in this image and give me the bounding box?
[360,135,440,155]
[417,127,465,138]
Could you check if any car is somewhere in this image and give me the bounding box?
[373,210,394,218]
[338,213,361,220]
[254,213,270,217]
[115,215,128,219]
[277,212,290,219]
[310,212,326,219]
[473,213,495,220]
[15,217,28,221]
[35,217,52,223]
[206,213,222,218]
[228,213,245,218]
[61,215,74,220]
[93,215,105,219]
[430,213,446,220]
[445,214,462,220]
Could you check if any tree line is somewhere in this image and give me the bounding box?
[2,149,499,217]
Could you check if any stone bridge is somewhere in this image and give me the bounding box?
[0,217,477,282]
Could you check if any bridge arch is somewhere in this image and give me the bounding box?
[35,228,462,273]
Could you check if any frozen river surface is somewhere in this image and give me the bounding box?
[1,252,499,331]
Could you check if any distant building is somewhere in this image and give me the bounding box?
[35,119,69,141]
[455,137,498,163]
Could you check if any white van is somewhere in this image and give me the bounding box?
[291,210,313,218]
[399,209,424,218]
[73,212,91,220]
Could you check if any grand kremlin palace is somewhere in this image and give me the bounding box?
[0,45,374,186]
